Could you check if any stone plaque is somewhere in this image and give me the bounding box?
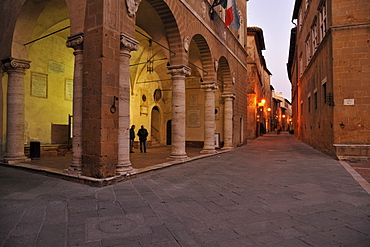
[189,94,198,107]
[187,109,200,128]
[31,72,48,98]
[48,61,65,75]
[65,79,73,101]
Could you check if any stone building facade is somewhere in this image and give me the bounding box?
[0,0,249,178]
[272,92,292,132]
[246,27,272,138]
[288,0,370,160]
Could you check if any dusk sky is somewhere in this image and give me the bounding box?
[247,0,296,101]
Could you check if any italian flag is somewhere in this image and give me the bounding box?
[224,0,234,28]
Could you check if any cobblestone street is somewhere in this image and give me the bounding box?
[1,133,369,246]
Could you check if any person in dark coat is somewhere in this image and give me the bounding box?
[130,125,135,153]
[137,125,148,153]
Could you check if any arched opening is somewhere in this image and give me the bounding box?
[186,34,216,149]
[216,56,233,146]
[11,0,72,156]
[130,0,182,147]
[151,106,160,146]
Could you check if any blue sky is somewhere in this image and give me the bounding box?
[247,0,296,101]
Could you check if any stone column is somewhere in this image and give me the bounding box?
[2,58,31,163]
[222,92,235,150]
[167,65,191,159]
[65,33,84,174]
[0,66,4,158]
[116,33,138,175]
[201,82,218,154]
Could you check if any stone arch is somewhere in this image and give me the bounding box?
[217,56,233,92]
[9,0,73,147]
[11,0,71,60]
[189,34,215,82]
[215,56,235,147]
[138,0,185,65]
[132,1,182,147]
[150,105,161,145]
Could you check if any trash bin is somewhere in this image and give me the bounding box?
[30,141,40,159]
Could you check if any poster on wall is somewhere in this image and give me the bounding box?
[65,79,73,101]
[31,72,48,98]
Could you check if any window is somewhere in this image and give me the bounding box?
[319,1,327,42]
[311,18,318,50]
[322,82,327,104]
[314,92,318,110]
[305,34,311,63]
[308,96,311,113]
[298,7,303,32]
[301,101,304,115]
[305,0,310,11]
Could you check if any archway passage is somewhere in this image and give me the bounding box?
[4,0,73,162]
[151,106,160,146]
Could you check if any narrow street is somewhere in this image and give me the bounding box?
[1,133,369,246]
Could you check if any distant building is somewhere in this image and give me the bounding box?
[247,27,272,138]
[287,0,370,160]
[272,92,292,132]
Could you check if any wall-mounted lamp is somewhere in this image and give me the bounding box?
[339,122,345,129]
[267,108,271,112]
[257,99,266,107]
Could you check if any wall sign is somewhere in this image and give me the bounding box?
[343,99,354,105]
[31,72,48,98]
[65,79,73,101]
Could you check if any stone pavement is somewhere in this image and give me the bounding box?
[0,133,369,246]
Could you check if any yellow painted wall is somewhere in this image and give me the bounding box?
[24,28,74,144]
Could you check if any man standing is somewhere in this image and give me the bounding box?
[130,125,135,153]
[137,125,148,153]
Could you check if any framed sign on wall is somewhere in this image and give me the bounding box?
[31,72,48,98]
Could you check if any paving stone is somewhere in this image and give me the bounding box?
[248,231,285,246]
[215,237,257,247]
[298,232,343,247]
[196,228,241,244]
[101,236,141,247]
[36,222,67,247]
[265,238,311,247]
[317,226,369,245]
[2,233,38,247]
[232,221,280,236]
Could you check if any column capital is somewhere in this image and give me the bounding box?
[201,82,218,90]
[222,92,236,99]
[66,33,84,51]
[120,33,139,52]
[2,58,31,72]
[167,65,191,76]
